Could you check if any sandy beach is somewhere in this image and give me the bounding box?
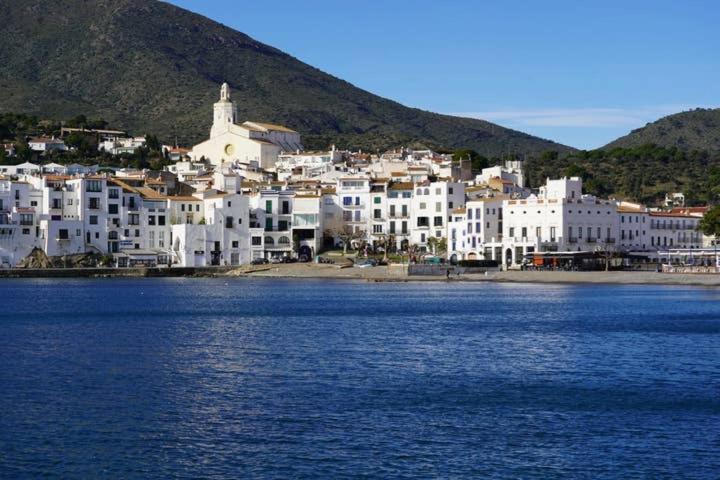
[225,263,720,286]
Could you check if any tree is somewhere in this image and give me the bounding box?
[375,233,396,262]
[698,205,720,238]
[594,243,621,271]
[324,226,366,255]
[146,134,162,152]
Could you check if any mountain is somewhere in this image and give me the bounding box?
[604,108,720,152]
[0,0,572,156]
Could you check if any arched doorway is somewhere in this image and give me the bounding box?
[450,254,458,265]
[505,248,513,267]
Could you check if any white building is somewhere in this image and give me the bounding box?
[99,136,147,155]
[28,137,68,153]
[190,83,303,169]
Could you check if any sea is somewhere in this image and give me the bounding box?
[0,278,718,479]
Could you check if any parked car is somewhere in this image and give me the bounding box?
[269,257,284,264]
[282,257,297,263]
[251,258,269,265]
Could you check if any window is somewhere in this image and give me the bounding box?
[58,229,69,240]
[343,211,352,222]
[373,224,383,234]
[252,236,262,246]
[509,227,515,237]
[448,202,454,209]
[76,229,81,237]
[108,204,118,215]
[343,197,352,206]
[389,222,396,234]
[108,188,119,199]
[88,197,100,210]
[281,201,290,214]
[232,241,239,248]
[417,217,429,227]
[265,200,272,213]
[420,202,427,209]
[265,218,273,231]
[128,214,139,225]
[449,187,454,194]
[86,180,102,192]
[159,232,165,248]
[158,216,166,226]
[374,197,381,204]
[401,221,408,234]
[148,215,156,226]
[354,211,360,221]
[226,216,234,228]
[435,202,442,212]
[195,205,199,212]
[51,199,61,209]
[278,236,290,245]
[550,227,556,242]
[401,205,408,217]
[434,216,443,227]
[374,209,382,219]
[89,215,98,225]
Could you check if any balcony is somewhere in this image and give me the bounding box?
[586,237,597,243]
[343,203,365,209]
[567,237,578,244]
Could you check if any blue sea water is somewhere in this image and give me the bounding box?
[0,278,719,479]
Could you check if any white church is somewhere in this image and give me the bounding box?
[190,83,303,169]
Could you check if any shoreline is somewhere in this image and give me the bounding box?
[1,263,720,287]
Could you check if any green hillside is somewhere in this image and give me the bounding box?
[0,0,572,156]
[605,108,720,152]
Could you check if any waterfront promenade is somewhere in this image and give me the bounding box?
[2,262,720,286]
[228,263,720,286]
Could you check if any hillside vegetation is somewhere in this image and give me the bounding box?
[605,108,720,152]
[0,0,571,156]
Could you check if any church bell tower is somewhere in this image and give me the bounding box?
[210,82,237,138]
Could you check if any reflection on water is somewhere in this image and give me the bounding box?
[0,278,718,478]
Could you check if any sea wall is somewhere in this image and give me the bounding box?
[0,266,236,278]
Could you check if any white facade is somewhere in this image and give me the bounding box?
[191,83,303,169]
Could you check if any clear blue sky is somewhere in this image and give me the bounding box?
[170,0,719,150]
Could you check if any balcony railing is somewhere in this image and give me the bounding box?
[586,237,597,243]
[567,237,578,243]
